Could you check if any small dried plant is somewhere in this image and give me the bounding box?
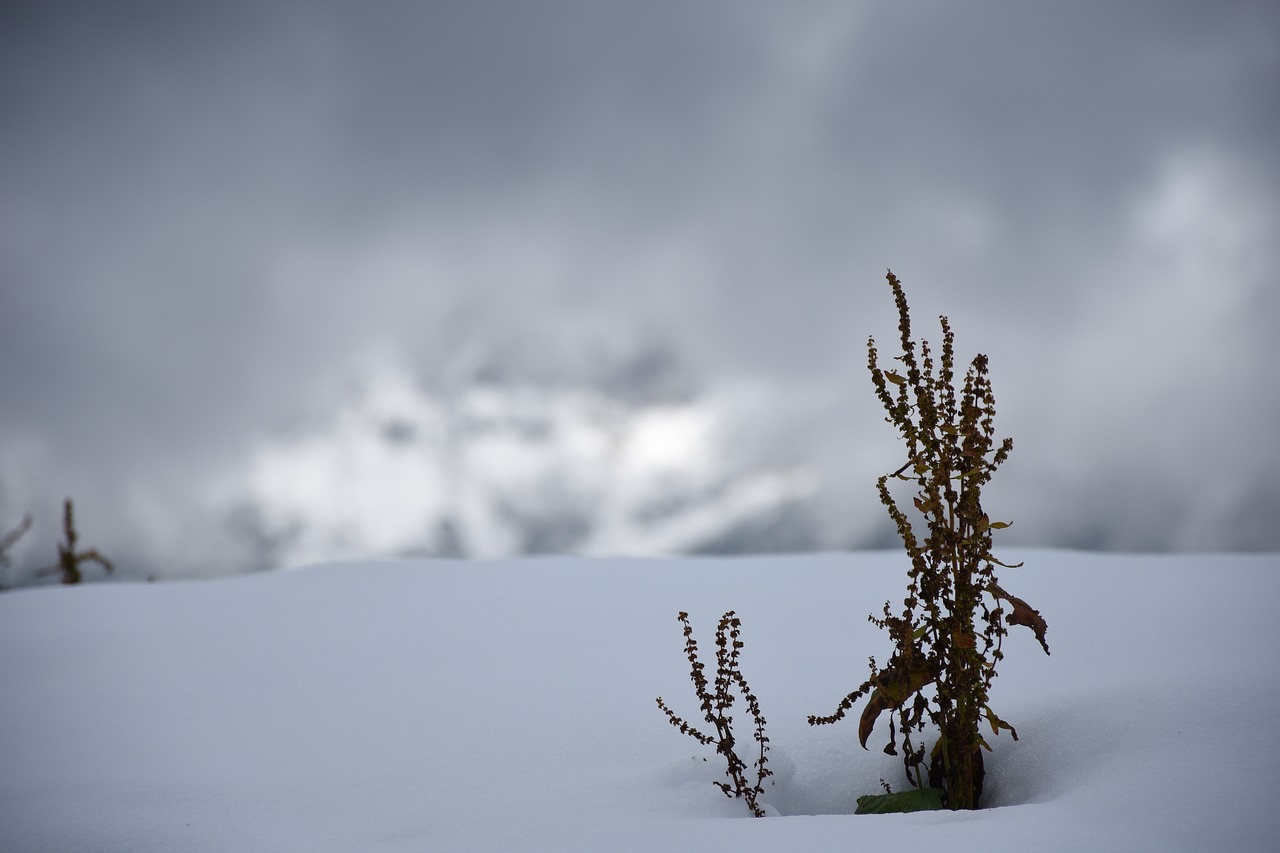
[0,513,32,568]
[38,499,114,585]
[0,513,33,589]
[809,271,1049,810]
[656,610,773,817]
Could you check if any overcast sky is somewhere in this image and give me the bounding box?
[2,0,1277,577]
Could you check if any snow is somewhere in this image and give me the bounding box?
[2,550,1278,851]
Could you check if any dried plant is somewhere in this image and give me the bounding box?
[809,271,1049,810]
[0,513,32,567]
[657,610,773,817]
[38,499,114,585]
[0,513,34,589]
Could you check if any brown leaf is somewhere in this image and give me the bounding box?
[989,582,1049,654]
[858,663,934,749]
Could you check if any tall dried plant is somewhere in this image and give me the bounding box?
[809,271,1049,810]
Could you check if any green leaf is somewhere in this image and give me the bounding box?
[855,788,946,814]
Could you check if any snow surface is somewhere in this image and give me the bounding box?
[2,550,1278,852]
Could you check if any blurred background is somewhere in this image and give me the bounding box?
[2,0,1277,584]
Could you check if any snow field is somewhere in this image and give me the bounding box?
[2,550,1278,851]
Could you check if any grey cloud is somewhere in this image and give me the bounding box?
[1,0,1276,577]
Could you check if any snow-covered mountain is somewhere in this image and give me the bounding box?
[226,349,824,571]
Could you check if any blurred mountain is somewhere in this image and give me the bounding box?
[226,344,824,570]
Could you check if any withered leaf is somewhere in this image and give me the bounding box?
[989,582,1049,654]
[984,705,1019,741]
[858,663,934,750]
